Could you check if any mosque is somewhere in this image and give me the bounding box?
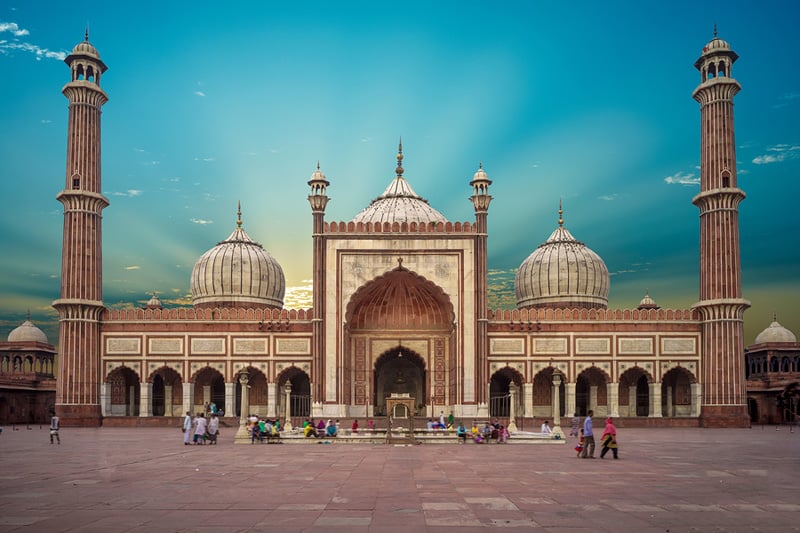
[37,30,796,431]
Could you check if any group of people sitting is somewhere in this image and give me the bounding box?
[302,418,348,438]
[247,415,282,443]
[455,419,510,444]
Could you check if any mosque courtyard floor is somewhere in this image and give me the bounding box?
[0,424,797,532]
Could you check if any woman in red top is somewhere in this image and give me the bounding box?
[599,417,619,459]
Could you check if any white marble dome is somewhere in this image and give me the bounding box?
[190,212,285,309]
[351,144,447,225]
[515,214,609,310]
[754,319,797,345]
[8,317,48,344]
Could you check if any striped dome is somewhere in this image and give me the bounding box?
[515,219,609,310]
[351,142,447,225]
[190,213,285,310]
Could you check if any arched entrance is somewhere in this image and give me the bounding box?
[531,367,565,418]
[661,367,696,417]
[277,366,312,418]
[575,367,608,417]
[618,367,652,417]
[489,367,523,417]
[345,264,455,414]
[193,367,225,415]
[107,366,140,416]
[149,366,182,417]
[373,347,426,416]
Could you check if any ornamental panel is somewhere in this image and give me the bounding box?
[275,338,311,355]
[106,337,141,355]
[662,338,697,355]
[576,338,610,355]
[233,338,269,355]
[533,338,567,354]
[490,338,525,355]
[191,338,225,354]
[149,338,183,355]
[618,338,653,355]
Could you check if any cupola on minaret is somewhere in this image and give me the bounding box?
[691,28,750,427]
[53,30,109,427]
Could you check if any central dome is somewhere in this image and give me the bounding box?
[190,207,285,309]
[515,206,609,309]
[351,142,447,225]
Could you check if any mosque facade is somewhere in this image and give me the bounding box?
[53,32,754,429]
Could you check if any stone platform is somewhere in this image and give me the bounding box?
[0,424,798,531]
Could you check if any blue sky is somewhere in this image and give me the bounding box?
[1,1,798,346]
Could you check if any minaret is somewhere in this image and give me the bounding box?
[307,162,329,406]
[691,29,750,427]
[52,31,109,427]
[470,163,492,408]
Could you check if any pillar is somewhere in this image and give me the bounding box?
[565,382,576,418]
[165,385,173,417]
[508,382,519,432]
[628,387,637,417]
[225,382,235,417]
[235,372,251,443]
[283,381,293,430]
[551,373,563,438]
[649,383,662,417]
[182,381,194,415]
[139,382,152,417]
[523,382,534,418]
[267,382,277,418]
[589,385,598,413]
[666,385,674,417]
[608,381,619,418]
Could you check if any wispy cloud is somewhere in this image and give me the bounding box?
[194,91,206,97]
[124,265,141,271]
[664,171,699,186]
[598,193,618,201]
[752,144,800,165]
[109,189,143,197]
[40,119,52,124]
[771,91,800,109]
[284,280,314,309]
[0,22,29,36]
[190,218,213,225]
[194,157,215,162]
[0,23,66,61]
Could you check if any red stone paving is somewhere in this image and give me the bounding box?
[0,425,798,532]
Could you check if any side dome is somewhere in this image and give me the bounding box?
[754,317,797,344]
[8,315,48,344]
[351,142,447,225]
[190,208,285,309]
[515,206,609,310]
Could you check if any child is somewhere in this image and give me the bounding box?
[574,428,584,457]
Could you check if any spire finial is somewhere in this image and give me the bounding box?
[26,309,31,321]
[479,161,483,170]
[396,137,404,179]
[773,310,777,322]
[316,160,320,171]
[713,23,717,37]
[85,24,89,42]
[237,201,242,228]
[558,198,564,227]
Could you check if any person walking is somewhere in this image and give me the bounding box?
[207,413,220,445]
[599,416,619,459]
[49,411,60,444]
[182,411,192,445]
[580,410,595,458]
[569,413,581,438]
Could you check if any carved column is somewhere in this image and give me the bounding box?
[283,381,293,430]
[235,372,250,443]
[551,373,563,438]
[508,382,519,432]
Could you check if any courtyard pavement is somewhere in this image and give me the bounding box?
[0,424,798,532]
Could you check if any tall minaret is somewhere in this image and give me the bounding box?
[691,29,750,427]
[53,31,109,427]
[307,162,329,406]
[470,163,492,410]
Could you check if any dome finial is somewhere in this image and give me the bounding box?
[316,160,320,171]
[713,23,717,37]
[26,309,31,321]
[396,137,404,179]
[558,198,564,227]
[85,24,89,42]
[237,201,242,228]
[773,310,777,322]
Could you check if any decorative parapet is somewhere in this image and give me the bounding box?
[488,307,698,322]
[102,307,314,321]
[324,220,476,234]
